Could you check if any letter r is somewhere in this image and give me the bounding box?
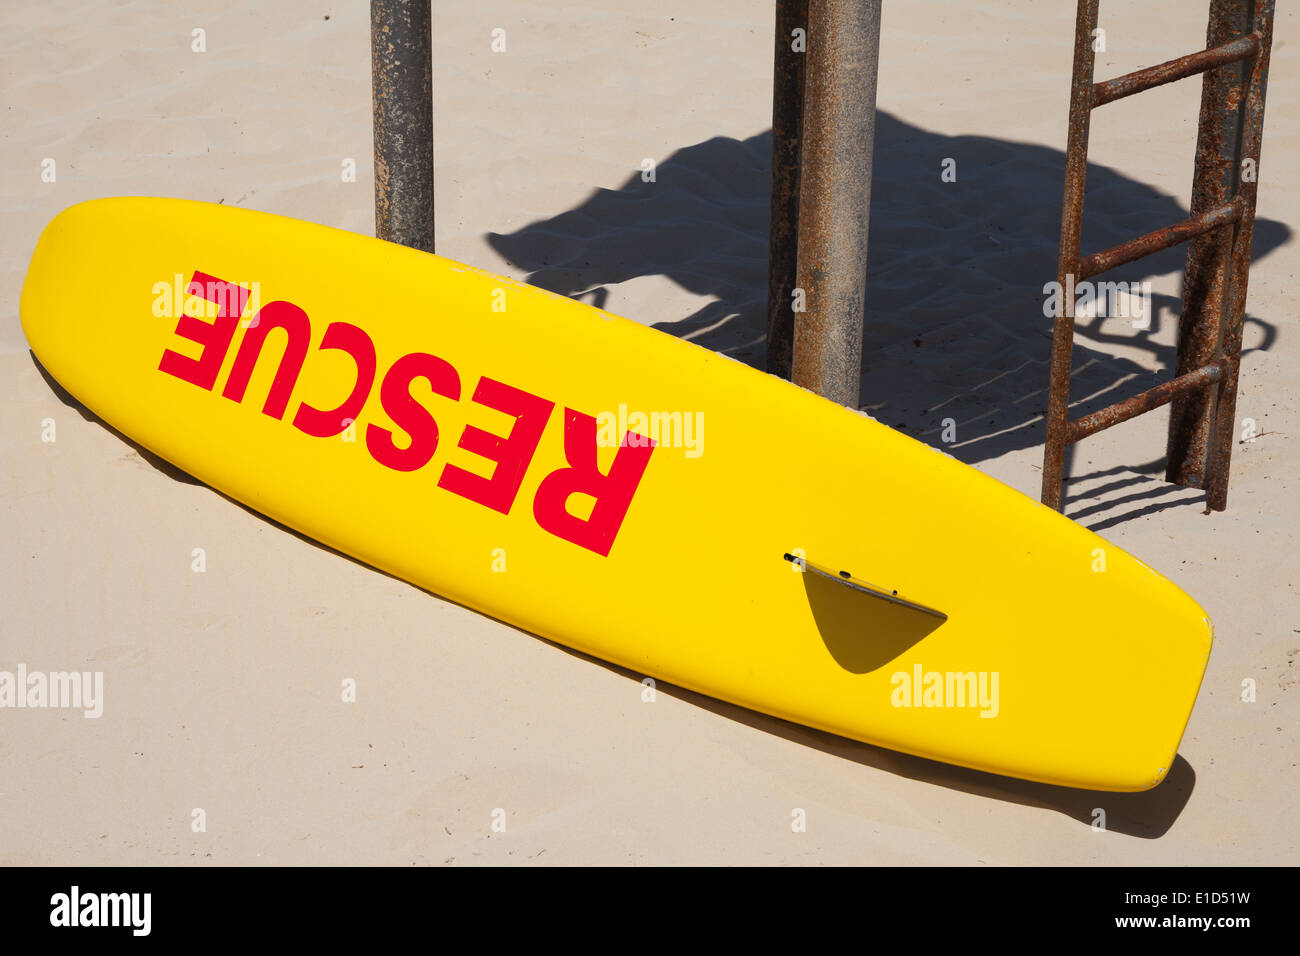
[533,410,654,556]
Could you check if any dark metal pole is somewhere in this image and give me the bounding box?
[1165,0,1253,489]
[765,0,809,380]
[1204,0,1273,511]
[370,0,434,252]
[1040,0,1099,512]
[790,0,882,408]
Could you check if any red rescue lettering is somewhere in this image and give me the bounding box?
[533,410,655,557]
[293,322,378,438]
[221,300,311,419]
[365,352,461,472]
[157,272,250,390]
[158,273,656,555]
[437,377,554,515]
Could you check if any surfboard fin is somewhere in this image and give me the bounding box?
[783,553,947,621]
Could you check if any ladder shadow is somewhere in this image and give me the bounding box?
[1061,459,1209,532]
[487,112,1289,497]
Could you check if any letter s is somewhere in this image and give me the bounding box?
[365,353,461,471]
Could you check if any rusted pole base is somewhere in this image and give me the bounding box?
[370,0,434,253]
[1202,0,1273,511]
[1165,0,1258,492]
[1040,0,1100,512]
[765,0,809,380]
[790,0,882,408]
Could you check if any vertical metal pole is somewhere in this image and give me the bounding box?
[370,0,434,252]
[1204,0,1273,511]
[790,0,882,408]
[1166,0,1255,490]
[766,0,809,380]
[1040,0,1100,512]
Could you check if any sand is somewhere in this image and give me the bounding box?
[1,0,1296,864]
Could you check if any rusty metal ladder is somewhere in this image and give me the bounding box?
[1041,0,1274,512]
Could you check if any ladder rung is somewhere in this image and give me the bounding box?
[1092,33,1261,108]
[1065,362,1226,445]
[1077,201,1239,280]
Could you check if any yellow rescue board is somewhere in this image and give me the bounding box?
[20,198,1212,791]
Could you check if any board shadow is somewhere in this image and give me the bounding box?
[30,352,203,486]
[545,645,1197,840]
[30,350,1195,838]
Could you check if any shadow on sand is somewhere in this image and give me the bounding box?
[32,349,1200,836]
[488,112,1289,529]
[553,643,1196,839]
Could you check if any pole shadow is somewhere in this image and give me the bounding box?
[487,113,1288,505]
